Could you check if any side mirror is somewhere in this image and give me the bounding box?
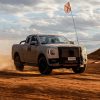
[69,41,74,44]
[20,40,26,44]
[30,41,38,45]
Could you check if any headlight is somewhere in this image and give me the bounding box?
[81,46,87,61]
[82,47,87,54]
[50,49,55,55]
[47,48,59,58]
[48,48,56,55]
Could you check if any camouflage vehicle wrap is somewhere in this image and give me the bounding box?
[12,34,87,75]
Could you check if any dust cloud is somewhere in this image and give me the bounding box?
[0,63,14,71]
[0,54,15,71]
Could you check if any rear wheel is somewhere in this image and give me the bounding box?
[14,55,24,71]
[72,65,86,74]
[38,56,52,75]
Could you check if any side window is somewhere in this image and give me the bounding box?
[31,36,38,42]
[26,37,30,44]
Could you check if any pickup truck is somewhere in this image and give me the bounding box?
[12,34,87,75]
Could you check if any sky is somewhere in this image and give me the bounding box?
[0,0,100,54]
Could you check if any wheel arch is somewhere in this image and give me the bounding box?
[38,53,52,75]
[14,52,20,60]
[38,53,45,61]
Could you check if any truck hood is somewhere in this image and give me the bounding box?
[44,44,81,48]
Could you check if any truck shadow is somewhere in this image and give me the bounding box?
[0,71,40,79]
[0,71,74,79]
[0,71,99,83]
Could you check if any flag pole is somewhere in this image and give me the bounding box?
[64,1,79,45]
[70,10,79,45]
[70,2,79,45]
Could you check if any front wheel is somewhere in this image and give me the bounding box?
[72,65,86,74]
[14,55,24,71]
[38,56,52,75]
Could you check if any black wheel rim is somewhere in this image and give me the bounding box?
[14,56,20,65]
[39,57,52,75]
[39,58,48,73]
[72,66,85,73]
[14,56,24,71]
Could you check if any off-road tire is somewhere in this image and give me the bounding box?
[14,55,24,71]
[72,65,86,74]
[38,56,52,75]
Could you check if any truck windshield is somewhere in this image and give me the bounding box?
[39,35,70,44]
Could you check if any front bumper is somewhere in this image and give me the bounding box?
[48,58,83,68]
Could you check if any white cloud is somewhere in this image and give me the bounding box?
[0,0,99,54]
[0,0,42,5]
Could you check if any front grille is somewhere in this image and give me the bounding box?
[58,47,81,64]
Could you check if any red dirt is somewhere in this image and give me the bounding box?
[0,60,100,100]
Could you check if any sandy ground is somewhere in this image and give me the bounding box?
[0,56,100,100]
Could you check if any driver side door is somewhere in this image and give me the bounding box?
[27,36,39,63]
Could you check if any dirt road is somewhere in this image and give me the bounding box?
[0,61,100,100]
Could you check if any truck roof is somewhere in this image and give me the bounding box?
[28,34,64,37]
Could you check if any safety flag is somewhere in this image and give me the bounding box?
[64,2,71,13]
